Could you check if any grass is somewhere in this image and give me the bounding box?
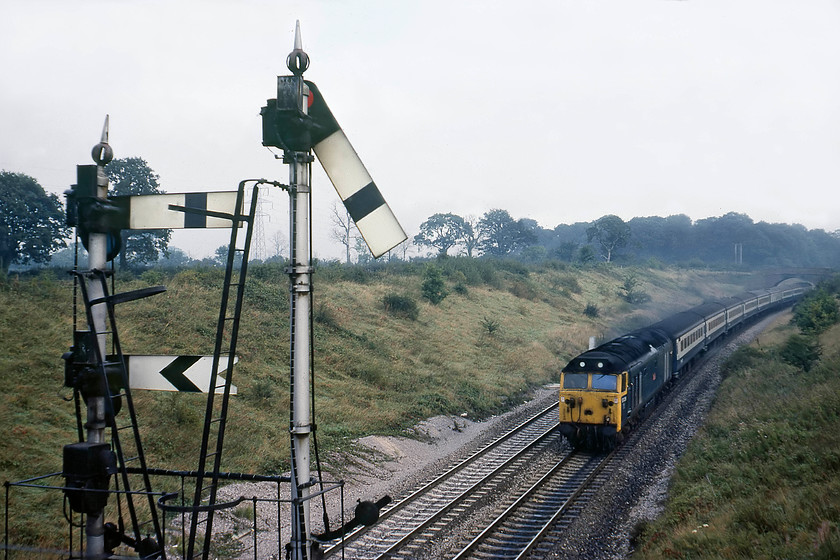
[633,314,840,559]
[0,263,758,548]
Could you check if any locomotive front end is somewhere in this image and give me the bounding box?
[559,363,624,450]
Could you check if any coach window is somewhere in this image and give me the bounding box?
[592,374,618,391]
[563,373,588,389]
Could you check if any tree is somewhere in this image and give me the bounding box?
[587,214,630,263]
[414,213,469,256]
[793,289,839,335]
[105,157,171,269]
[462,215,480,257]
[477,209,537,256]
[421,264,448,304]
[0,171,69,274]
[779,334,821,372]
[578,245,596,264]
[330,202,356,264]
[353,236,371,265]
[214,244,243,268]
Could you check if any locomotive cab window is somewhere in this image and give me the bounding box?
[563,373,588,389]
[591,374,617,391]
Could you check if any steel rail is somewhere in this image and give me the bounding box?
[321,402,560,558]
[451,451,608,560]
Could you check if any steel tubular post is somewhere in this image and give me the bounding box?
[287,145,313,559]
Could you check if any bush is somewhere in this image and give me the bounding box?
[552,274,582,294]
[584,303,599,318]
[382,293,419,320]
[779,334,821,372]
[421,265,449,305]
[314,302,339,327]
[618,272,650,304]
[793,289,839,335]
[481,316,500,335]
[451,271,469,295]
[721,345,764,377]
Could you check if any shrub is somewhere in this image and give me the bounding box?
[421,265,448,305]
[721,345,764,377]
[584,303,599,318]
[451,271,469,295]
[779,334,822,372]
[383,293,419,320]
[481,316,500,335]
[552,274,582,294]
[314,302,339,327]
[619,272,650,304]
[509,279,538,300]
[793,289,839,335]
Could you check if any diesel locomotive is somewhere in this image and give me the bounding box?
[558,282,810,450]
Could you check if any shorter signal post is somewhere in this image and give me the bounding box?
[261,21,406,560]
[6,116,263,559]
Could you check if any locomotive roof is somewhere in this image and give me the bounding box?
[563,327,670,373]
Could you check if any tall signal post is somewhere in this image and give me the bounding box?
[287,27,314,558]
[262,22,406,559]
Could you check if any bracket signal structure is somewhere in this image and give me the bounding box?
[0,116,270,559]
[261,22,406,560]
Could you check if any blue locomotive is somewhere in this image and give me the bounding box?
[558,282,810,450]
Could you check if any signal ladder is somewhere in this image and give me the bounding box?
[180,180,261,560]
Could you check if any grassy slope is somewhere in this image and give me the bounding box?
[1,263,751,545]
[633,313,840,559]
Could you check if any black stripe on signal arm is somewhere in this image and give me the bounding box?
[184,192,208,228]
[343,182,384,223]
[159,356,202,392]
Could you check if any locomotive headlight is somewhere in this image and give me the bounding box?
[560,396,565,403]
[614,397,619,404]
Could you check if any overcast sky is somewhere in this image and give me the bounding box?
[2,1,839,260]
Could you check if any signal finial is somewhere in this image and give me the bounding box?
[286,20,309,76]
[91,114,113,165]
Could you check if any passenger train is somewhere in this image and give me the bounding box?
[558,281,811,450]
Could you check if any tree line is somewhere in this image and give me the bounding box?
[414,210,840,268]
[3,161,840,274]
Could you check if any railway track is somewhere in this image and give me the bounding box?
[321,403,563,559]
[450,450,608,560]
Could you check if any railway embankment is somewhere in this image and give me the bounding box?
[628,311,840,559]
